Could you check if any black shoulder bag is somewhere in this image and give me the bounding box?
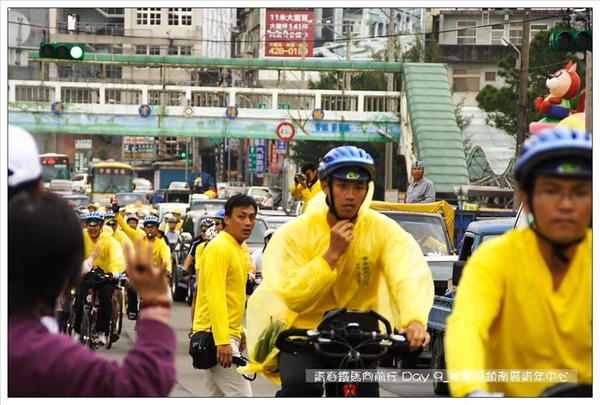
[189,330,217,369]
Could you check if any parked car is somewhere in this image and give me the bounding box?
[189,198,227,216]
[263,214,297,230]
[133,177,153,192]
[268,186,283,207]
[62,194,90,210]
[70,172,89,194]
[48,179,73,196]
[153,202,190,223]
[245,186,271,205]
[115,191,148,206]
[168,181,190,190]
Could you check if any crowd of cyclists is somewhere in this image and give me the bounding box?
[7,122,592,398]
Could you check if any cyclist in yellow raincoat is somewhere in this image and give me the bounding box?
[244,145,434,396]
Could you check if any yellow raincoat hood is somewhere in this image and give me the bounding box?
[240,181,434,385]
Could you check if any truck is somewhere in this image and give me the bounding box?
[370,200,458,297]
[427,216,516,396]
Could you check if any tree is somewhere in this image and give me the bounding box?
[476,24,587,138]
[96,146,109,160]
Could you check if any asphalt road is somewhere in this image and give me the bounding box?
[97,301,439,398]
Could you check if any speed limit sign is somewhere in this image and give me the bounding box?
[276,122,296,142]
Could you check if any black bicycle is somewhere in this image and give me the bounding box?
[276,307,421,397]
[106,273,127,350]
[79,267,115,350]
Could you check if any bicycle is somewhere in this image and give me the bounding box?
[106,273,128,350]
[79,267,115,351]
[276,307,421,397]
[64,287,77,336]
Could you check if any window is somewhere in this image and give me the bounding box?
[168,8,192,26]
[165,136,178,156]
[453,68,480,92]
[136,8,161,26]
[149,46,160,55]
[484,71,496,82]
[457,21,476,44]
[61,88,99,104]
[135,45,146,55]
[16,86,51,102]
[168,45,193,56]
[491,23,504,45]
[509,24,523,45]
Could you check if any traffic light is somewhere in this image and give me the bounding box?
[39,42,85,60]
[549,30,592,52]
[179,144,188,159]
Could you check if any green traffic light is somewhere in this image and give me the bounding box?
[39,42,85,60]
[180,152,187,158]
[549,30,592,52]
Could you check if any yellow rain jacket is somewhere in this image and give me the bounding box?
[83,231,126,275]
[242,183,434,384]
[116,214,172,271]
[290,178,322,213]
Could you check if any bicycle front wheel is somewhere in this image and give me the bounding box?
[117,288,124,335]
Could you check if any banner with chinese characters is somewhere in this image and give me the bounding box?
[265,9,314,58]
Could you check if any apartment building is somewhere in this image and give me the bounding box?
[8,7,235,173]
[428,8,570,175]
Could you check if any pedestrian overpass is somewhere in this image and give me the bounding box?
[8,61,468,194]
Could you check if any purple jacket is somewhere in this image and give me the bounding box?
[8,314,177,397]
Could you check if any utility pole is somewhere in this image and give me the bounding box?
[514,8,530,209]
[385,8,395,191]
[345,25,351,89]
[585,50,592,133]
[516,9,530,158]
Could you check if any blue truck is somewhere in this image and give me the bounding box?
[427,217,517,396]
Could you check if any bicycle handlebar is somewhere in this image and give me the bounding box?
[275,308,419,363]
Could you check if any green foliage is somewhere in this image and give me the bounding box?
[476,25,587,137]
[96,146,109,160]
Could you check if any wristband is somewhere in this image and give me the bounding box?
[139,299,172,310]
[139,306,171,321]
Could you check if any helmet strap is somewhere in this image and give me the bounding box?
[528,195,585,264]
[324,177,361,223]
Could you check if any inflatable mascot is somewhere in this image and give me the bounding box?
[529,61,586,134]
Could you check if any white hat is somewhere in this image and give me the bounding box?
[264,228,276,239]
[8,125,42,188]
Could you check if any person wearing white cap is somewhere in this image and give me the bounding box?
[251,228,275,287]
[8,125,44,200]
[405,160,436,203]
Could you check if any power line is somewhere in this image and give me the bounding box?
[9,9,575,47]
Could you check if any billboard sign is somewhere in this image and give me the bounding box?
[265,9,315,58]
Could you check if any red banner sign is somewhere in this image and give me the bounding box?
[270,142,280,174]
[265,9,314,58]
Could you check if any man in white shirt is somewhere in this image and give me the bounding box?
[164,215,180,246]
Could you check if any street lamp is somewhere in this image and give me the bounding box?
[500,37,521,69]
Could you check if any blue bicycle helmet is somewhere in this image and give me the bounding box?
[213,209,226,220]
[79,212,89,221]
[318,145,376,182]
[514,126,592,187]
[85,211,104,225]
[143,215,160,227]
[104,210,115,219]
[201,218,215,228]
